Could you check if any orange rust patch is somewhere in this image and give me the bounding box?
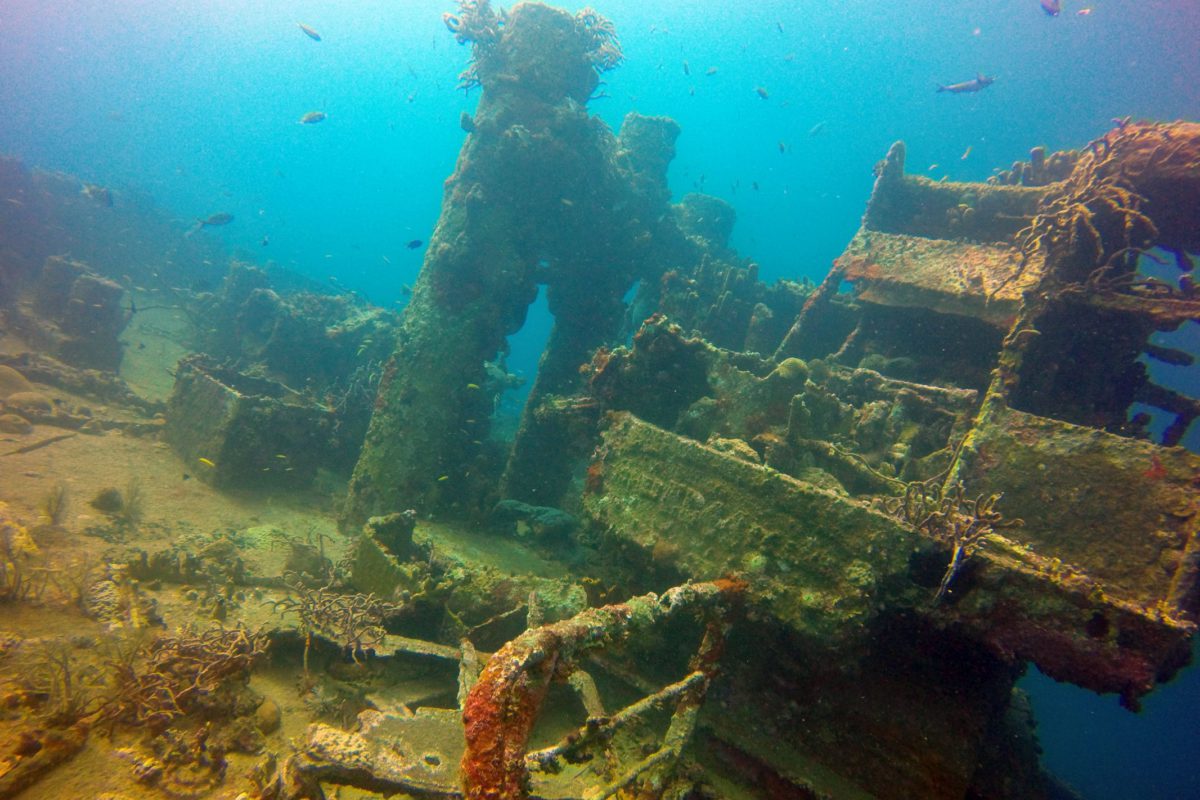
[585,460,604,494]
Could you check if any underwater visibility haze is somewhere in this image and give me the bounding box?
[0,1,1198,799]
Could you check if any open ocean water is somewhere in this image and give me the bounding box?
[1,1,1198,797]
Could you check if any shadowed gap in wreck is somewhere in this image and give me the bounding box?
[1009,244,1200,445]
[1134,317,1200,449]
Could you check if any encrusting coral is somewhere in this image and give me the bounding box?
[1,501,40,602]
[883,478,1022,603]
[446,1,623,91]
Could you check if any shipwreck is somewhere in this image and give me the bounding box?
[0,3,1196,800]
[324,4,1200,798]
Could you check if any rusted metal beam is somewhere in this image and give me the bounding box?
[460,580,744,800]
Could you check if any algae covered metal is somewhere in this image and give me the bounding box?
[340,7,1199,796]
[343,2,660,525]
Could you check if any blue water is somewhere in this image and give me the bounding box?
[4,1,1196,298]
[2,1,1198,797]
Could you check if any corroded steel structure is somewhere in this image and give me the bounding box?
[348,4,1199,795]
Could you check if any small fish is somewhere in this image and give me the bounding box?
[201,212,233,227]
[460,111,475,132]
[705,66,718,76]
[1077,8,1092,15]
[381,255,392,264]
[300,111,327,124]
[466,383,480,390]
[185,212,233,237]
[755,86,770,99]
[961,145,972,160]
[260,235,269,247]
[928,163,940,171]
[1039,0,1061,17]
[438,475,450,482]
[808,120,827,136]
[778,141,787,154]
[682,60,690,76]
[776,21,784,33]
[275,454,288,460]
[198,457,216,467]
[297,22,322,41]
[751,181,760,191]
[81,182,113,206]
[937,73,995,94]
[406,239,424,249]
[560,198,575,206]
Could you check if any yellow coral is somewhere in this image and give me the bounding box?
[0,501,39,558]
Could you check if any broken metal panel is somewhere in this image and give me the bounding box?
[584,411,1194,702]
[839,231,1035,325]
[862,142,1047,242]
[164,355,333,489]
[280,709,465,799]
[939,531,1194,704]
[350,522,432,600]
[960,405,1200,613]
[1088,291,1200,328]
[586,411,923,644]
[838,139,1052,326]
